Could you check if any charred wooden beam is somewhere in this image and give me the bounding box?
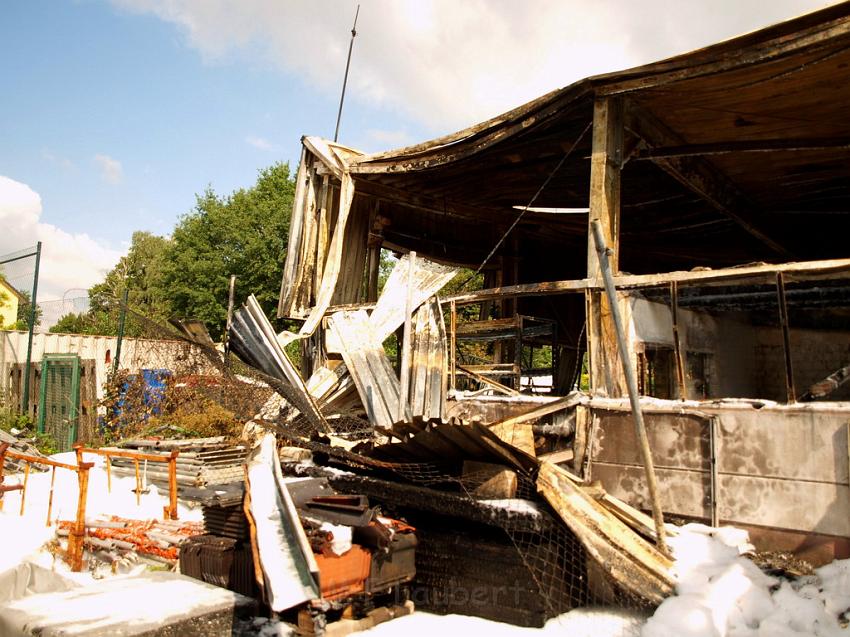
[587,96,627,397]
[324,257,850,312]
[597,5,850,95]
[634,137,850,160]
[625,103,795,260]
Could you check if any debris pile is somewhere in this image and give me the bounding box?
[0,429,45,473]
[109,437,247,488]
[57,516,204,567]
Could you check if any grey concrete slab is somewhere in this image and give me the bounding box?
[0,570,256,636]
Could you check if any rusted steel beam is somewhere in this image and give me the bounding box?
[1,441,22,509]
[0,441,7,512]
[68,461,94,573]
[75,445,179,464]
[165,450,179,521]
[5,449,78,472]
[46,466,57,527]
[591,219,669,556]
[134,459,141,507]
[18,463,30,516]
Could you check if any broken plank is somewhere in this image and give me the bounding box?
[489,393,584,430]
[488,421,536,457]
[537,461,674,606]
[538,449,575,464]
[600,493,678,543]
[441,257,850,306]
[456,365,520,396]
[462,460,518,499]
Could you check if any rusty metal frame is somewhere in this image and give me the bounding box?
[0,443,93,571]
[75,445,180,521]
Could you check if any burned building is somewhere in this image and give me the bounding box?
[272,3,850,567]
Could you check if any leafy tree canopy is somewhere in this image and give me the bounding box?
[14,290,42,331]
[61,162,294,339]
[160,162,294,339]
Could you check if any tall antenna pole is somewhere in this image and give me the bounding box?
[334,4,360,143]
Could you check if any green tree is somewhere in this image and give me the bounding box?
[14,291,42,331]
[160,162,294,339]
[54,231,173,336]
[50,312,88,334]
[89,231,171,320]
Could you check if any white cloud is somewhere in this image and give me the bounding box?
[42,150,74,170]
[361,128,414,151]
[93,153,123,184]
[0,176,123,300]
[245,135,276,151]
[110,0,840,137]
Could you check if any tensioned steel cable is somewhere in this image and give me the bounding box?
[458,120,593,289]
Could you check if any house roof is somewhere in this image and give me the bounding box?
[306,1,850,278]
[0,277,26,303]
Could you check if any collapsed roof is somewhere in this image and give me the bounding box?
[295,2,850,285]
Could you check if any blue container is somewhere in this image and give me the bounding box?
[108,368,172,431]
[141,368,171,416]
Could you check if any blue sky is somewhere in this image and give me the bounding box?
[1,1,418,247]
[0,0,836,300]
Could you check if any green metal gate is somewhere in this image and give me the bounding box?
[38,354,81,452]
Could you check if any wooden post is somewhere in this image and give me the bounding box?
[0,441,6,513]
[316,175,331,293]
[46,466,56,526]
[397,252,416,422]
[165,450,179,520]
[450,300,457,391]
[68,462,93,572]
[106,455,112,493]
[18,462,30,515]
[514,315,524,390]
[366,235,382,303]
[670,282,687,400]
[586,96,626,397]
[776,272,796,403]
[134,459,141,506]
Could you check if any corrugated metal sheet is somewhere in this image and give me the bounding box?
[326,310,405,429]
[408,298,448,422]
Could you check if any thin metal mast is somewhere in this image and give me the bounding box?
[334,4,360,143]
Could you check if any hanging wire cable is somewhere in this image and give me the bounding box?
[458,121,593,289]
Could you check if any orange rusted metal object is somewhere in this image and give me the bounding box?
[67,462,94,572]
[314,545,371,601]
[74,444,180,520]
[165,450,179,520]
